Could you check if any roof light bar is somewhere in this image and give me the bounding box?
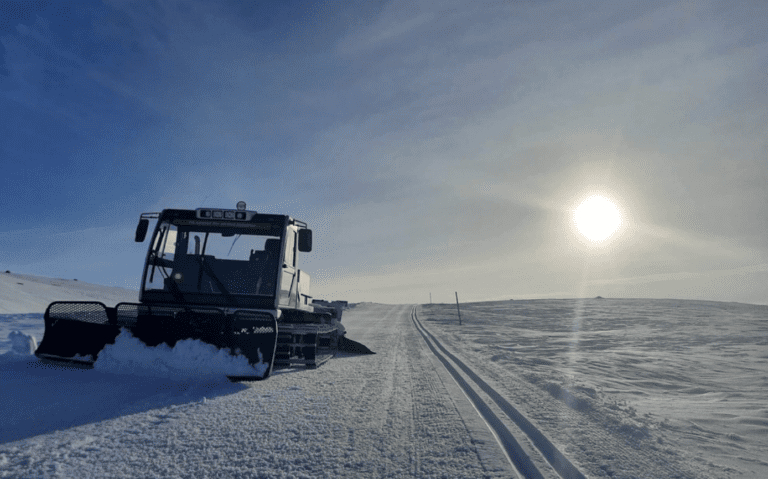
[196,208,254,221]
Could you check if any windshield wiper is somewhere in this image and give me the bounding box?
[199,256,235,302]
[227,234,241,257]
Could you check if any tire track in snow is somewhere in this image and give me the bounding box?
[411,307,588,479]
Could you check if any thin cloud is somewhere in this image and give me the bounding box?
[1,0,766,303]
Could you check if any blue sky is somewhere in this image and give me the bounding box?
[1,0,766,304]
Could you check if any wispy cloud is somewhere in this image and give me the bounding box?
[2,0,766,303]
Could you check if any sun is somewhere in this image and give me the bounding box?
[574,195,621,242]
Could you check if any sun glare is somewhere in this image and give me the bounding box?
[574,195,621,242]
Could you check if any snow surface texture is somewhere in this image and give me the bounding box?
[0,272,138,314]
[2,303,510,479]
[1,274,766,478]
[419,299,768,478]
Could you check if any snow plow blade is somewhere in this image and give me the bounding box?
[35,302,120,366]
[35,301,279,380]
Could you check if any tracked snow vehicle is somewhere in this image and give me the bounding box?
[35,202,373,380]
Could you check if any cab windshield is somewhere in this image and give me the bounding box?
[143,221,282,297]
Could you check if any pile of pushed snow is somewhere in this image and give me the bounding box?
[4,330,37,356]
[93,329,268,380]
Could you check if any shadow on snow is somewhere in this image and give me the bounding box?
[0,357,247,444]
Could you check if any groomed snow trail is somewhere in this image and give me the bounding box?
[412,307,584,479]
[1,303,514,479]
[417,302,743,478]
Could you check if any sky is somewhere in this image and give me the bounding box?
[1,0,766,305]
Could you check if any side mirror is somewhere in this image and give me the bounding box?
[135,219,149,242]
[298,229,312,252]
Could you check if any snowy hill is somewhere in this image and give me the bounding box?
[0,271,138,314]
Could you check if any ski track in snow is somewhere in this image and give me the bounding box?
[418,299,768,478]
[1,298,767,478]
[412,306,582,479]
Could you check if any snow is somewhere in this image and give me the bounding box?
[0,271,138,314]
[1,274,767,478]
[93,329,269,380]
[418,299,768,478]
[6,331,36,356]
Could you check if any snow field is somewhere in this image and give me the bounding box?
[3,291,767,478]
[1,303,511,478]
[418,299,768,478]
[0,272,138,315]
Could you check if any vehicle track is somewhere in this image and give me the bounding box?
[411,306,588,479]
